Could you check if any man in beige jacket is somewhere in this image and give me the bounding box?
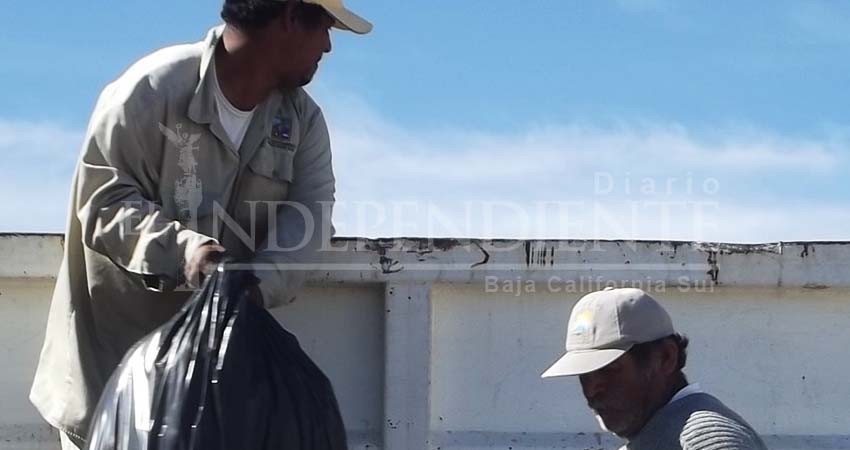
[30,1,372,448]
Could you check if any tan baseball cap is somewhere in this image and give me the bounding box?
[541,287,675,378]
[302,0,373,34]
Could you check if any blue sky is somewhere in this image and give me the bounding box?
[2,0,849,242]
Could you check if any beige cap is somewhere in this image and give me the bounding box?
[541,287,675,378]
[302,0,373,34]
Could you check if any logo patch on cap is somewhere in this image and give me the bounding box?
[571,309,593,335]
[569,308,595,346]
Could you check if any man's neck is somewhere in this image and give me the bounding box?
[624,377,689,441]
[215,27,278,111]
[662,377,689,406]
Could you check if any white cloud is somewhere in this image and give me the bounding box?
[317,91,849,242]
[2,102,849,243]
[0,120,82,232]
[0,120,84,160]
[322,96,841,184]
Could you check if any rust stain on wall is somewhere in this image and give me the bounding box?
[707,250,720,285]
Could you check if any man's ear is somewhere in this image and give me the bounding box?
[278,1,300,32]
[658,338,679,376]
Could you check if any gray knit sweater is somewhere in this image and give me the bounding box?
[622,393,768,450]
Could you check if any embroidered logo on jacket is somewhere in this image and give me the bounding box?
[271,115,292,142]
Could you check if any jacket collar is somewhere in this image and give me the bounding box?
[186,25,284,160]
[187,25,225,125]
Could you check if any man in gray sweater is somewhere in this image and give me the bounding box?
[541,287,768,450]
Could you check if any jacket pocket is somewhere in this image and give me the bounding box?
[248,140,295,183]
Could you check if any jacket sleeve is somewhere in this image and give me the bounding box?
[75,100,216,292]
[252,106,336,307]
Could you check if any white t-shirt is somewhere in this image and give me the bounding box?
[211,58,255,150]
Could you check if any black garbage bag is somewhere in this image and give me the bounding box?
[86,265,347,450]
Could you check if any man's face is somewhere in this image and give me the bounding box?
[578,352,658,439]
[269,10,335,88]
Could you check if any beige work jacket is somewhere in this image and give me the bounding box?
[30,26,335,440]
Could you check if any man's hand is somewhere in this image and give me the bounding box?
[185,243,226,288]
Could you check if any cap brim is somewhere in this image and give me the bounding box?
[325,6,372,34]
[541,348,630,378]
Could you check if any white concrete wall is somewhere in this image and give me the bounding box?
[0,277,58,450]
[1,234,849,450]
[430,285,850,450]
